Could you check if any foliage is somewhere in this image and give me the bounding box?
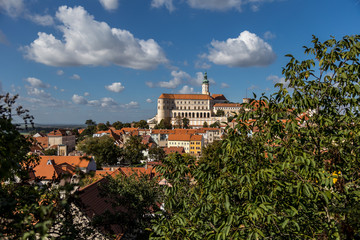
[43,148,57,156]
[97,123,109,131]
[151,35,360,239]
[202,121,208,128]
[122,135,147,165]
[210,120,220,128]
[112,121,124,130]
[154,119,172,129]
[148,146,166,162]
[85,119,96,126]
[215,109,225,117]
[77,135,122,168]
[134,120,149,129]
[94,172,162,239]
[182,118,190,129]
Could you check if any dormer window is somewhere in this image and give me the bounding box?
[47,159,52,165]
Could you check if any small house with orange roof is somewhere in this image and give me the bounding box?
[39,155,96,173]
[48,129,76,155]
[167,134,193,153]
[163,146,185,155]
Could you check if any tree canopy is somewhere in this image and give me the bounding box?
[151,35,360,239]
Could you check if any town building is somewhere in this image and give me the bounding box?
[154,72,243,127]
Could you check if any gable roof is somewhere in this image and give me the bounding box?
[212,94,227,101]
[168,134,192,141]
[163,147,185,155]
[39,156,91,168]
[159,94,212,100]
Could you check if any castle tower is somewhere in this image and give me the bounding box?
[202,72,210,95]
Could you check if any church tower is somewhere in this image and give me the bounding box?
[202,72,210,95]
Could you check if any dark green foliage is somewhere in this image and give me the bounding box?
[210,120,220,128]
[154,119,172,129]
[151,35,360,239]
[182,118,190,129]
[43,148,57,156]
[112,121,124,130]
[97,123,109,131]
[134,120,149,129]
[94,172,162,239]
[148,146,166,162]
[123,136,147,165]
[203,121,208,128]
[77,135,123,167]
[85,119,96,126]
[215,109,225,116]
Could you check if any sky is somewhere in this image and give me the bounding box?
[0,0,359,124]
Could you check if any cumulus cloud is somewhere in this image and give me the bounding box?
[24,6,168,70]
[221,82,230,88]
[70,74,81,80]
[206,31,276,67]
[145,81,155,88]
[267,74,288,87]
[151,0,175,12]
[105,82,125,93]
[123,101,139,108]
[146,98,153,103]
[178,85,196,94]
[193,72,215,86]
[25,77,49,88]
[158,70,191,89]
[99,0,119,11]
[84,92,90,96]
[57,70,64,75]
[0,0,24,18]
[187,0,273,11]
[263,31,276,40]
[27,14,54,26]
[72,94,88,104]
[26,86,51,98]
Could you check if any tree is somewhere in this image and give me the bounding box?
[154,119,172,129]
[122,136,147,165]
[215,109,225,116]
[148,146,166,162]
[85,119,96,126]
[77,135,123,168]
[94,172,162,239]
[182,117,190,129]
[43,148,57,156]
[203,121,208,128]
[97,122,109,131]
[210,120,220,128]
[112,121,124,130]
[134,120,149,129]
[151,35,360,239]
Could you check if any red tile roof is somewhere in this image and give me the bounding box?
[39,156,91,168]
[190,135,202,141]
[212,94,227,100]
[213,103,242,107]
[159,93,212,100]
[163,147,185,155]
[168,134,191,141]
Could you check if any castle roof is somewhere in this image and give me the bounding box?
[213,103,242,108]
[159,94,212,100]
[212,94,227,101]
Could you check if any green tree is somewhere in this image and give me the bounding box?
[202,121,208,128]
[97,122,109,131]
[85,119,96,126]
[182,117,190,129]
[112,121,124,130]
[77,135,123,168]
[134,119,149,129]
[122,136,147,165]
[215,109,225,117]
[94,172,162,239]
[210,120,220,128]
[148,146,166,162]
[151,35,360,239]
[43,148,57,156]
[154,119,172,129]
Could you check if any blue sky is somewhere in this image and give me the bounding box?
[0,0,359,124]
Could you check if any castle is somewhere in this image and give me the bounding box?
[155,73,244,127]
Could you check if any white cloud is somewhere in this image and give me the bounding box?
[263,31,276,40]
[70,74,81,80]
[99,0,119,11]
[145,81,155,88]
[84,92,90,96]
[26,86,51,98]
[0,0,24,18]
[207,31,276,67]
[57,70,64,75]
[123,101,139,108]
[178,85,195,94]
[186,0,273,11]
[105,82,125,93]
[72,94,88,104]
[221,82,230,88]
[54,86,58,90]
[25,77,49,88]
[24,6,168,70]
[151,0,175,12]
[193,72,215,86]
[27,14,54,26]
[158,70,190,89]
[267,75,288,87]
[146,98,153,103]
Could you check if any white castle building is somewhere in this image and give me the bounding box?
[154,73,244,127]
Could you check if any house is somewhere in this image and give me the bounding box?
[190,134,203,156]
[48,129,76,155]
[39,156,96,173]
